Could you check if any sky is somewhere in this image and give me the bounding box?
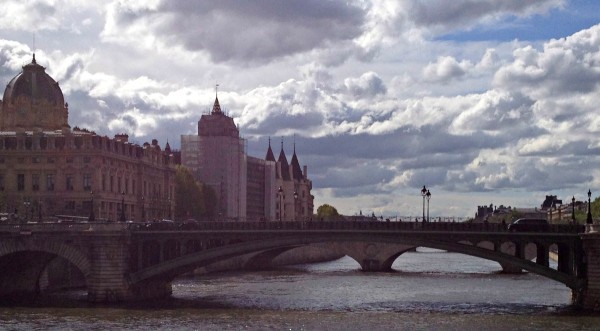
[1,0,600,218]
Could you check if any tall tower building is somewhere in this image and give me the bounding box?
[181,95,247,220]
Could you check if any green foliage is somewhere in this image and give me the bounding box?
[591,197,600,221]
[174,165,216,220]
[316,204,339,220]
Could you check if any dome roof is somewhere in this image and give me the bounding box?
[2,54,65,107]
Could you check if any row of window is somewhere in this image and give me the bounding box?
[0,173,172,201]
[0,156,93,165]
[0,173,91,192]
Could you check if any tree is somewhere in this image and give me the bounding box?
[174,165,216,221]
[317,204,339,220]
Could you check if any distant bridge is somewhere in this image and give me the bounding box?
[1,220,599,309]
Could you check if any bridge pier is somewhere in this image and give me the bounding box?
[87,233,171,303]
[579,227,600,310]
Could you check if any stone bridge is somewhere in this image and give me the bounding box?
[2,221,600,309]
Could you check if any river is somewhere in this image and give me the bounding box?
[1,248,600,330]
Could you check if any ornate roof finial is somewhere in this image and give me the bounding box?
[211,84,222,114]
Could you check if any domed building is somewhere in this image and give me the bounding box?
[1,54,69,131]
[0,55,176,221]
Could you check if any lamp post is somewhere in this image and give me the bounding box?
[23,200,30,223]
[38,200,42,222]
[89,190,95,222]
[421,185,427,223]
[587,189,593,225]
[572,196,576,225]
[119,191,126,222]
[278,186,284,222]
[293,191,298,221]
[426,189,431,223]
[141,195,145,222]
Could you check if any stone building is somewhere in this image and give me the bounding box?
[181,95,314,222]
[181,95,247,220]
[266,140,314,221]
[0,55,176,221]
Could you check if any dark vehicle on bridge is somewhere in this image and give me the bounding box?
[508,218,549,232]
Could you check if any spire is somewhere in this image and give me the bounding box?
[165,140,171,153]
[211,84,222,114]
[32,53,37,64]
[278,138,291,181]
[265,137,276,161]
[290,138,303,180]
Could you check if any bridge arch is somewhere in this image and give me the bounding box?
[0,239,91,297]
[130,233,580,290]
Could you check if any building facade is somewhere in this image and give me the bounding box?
[181,96,314,222]
[0,55,176,221]
[181,96,247,220]
[266,140,314,221]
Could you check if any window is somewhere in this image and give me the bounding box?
[47,157,55,164]
[32,174,40,191]
[65,201,75,210]
[32,156,40,164]
[66,157,74,163]
[0,175,4,191]
[125,178,129,194]
[132,180,136,194]
[83,174,92,191]
[17,174,25,191]
[118,177,122,193]
[110,176,114,192]
[66,175,74,191]
[102,174,106,191]
[83,156,91,163]
[47,174,55,191]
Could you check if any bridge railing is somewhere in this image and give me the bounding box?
[127,220,585,233]
[0,220,584,234]
[0,222,129,233]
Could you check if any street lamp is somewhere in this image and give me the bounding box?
[119,191,126,222]
[421,185,427,223]
[426,189,431,223]
[89,190,95,222]
[278,186,284,222]
[293,191,298,221]
[141,195,145,222]
[587,189,593,225]
[23,200,31,222]
[572,196,576,225]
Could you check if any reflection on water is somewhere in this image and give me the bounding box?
[1,248,600,330]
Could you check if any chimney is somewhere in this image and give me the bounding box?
[114,133,129,142]
[303,165,307,178]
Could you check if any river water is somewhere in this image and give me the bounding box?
[2,248,600,330]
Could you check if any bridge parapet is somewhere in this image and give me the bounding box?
[128,220,585,233]
[0,222,129,234]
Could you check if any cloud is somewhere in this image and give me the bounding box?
[494,25,600,98]
[102,0,367,64]
[423,56,473,82]
[343,71,387,98]
[405,0,563,32]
